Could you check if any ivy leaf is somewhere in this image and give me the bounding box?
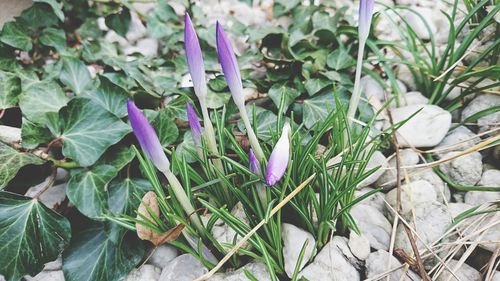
[0,22,32,51]
[0,142,45,189]
[18,4,59,29]
[95,146,136,172]
[153,109,179,147]
[21,118,53,149]
[326,48,355,71]
[59,58,94,95]
[302,93,342,129]
[206,90,231,109]
[0,192,71,281]
[66,165,118,219]
[0,70,21,110]
[268,83,300,111]
[238,106,278,141]
[62,222,144,281]
[108,178,152,215]
[18,80,70,124]
[40,27,66,50]
[105,7,131,37]
[304,78,330,96]
[49,98,131,167]
[81,76,129,118]
[33,0,64,21]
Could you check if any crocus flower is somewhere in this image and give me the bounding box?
[216,22,265,162]
[127,100,170,173]
[265,123,291,186]
[358,0,375,42]
[186,102,203,146]
[184,13,207,100]
[215,22,245,108]
[248,148,262,176]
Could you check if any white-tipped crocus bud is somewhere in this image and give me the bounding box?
[127,100,170,172]
[186,102,203,146]
[248,148,262,176]
[216,22,245,108]
[265,123,291,186]
[358,0,375,42]
[184,13,207,100]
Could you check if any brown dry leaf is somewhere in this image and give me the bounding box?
[136,191,185,246]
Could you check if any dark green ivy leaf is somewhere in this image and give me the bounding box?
[33,0,65,21]
[326,48,355,71]
[0,22,32,51]
[0,142,45,189]
[153,109,179,147]
[0,192,71,281]
[268,83,300,111]
[18,80,70,124]
[21,118,54,149]
[40,27,66,50]
[59,57,94,94]
[0,70,21,110]
[81,76,129,118]
[105,7,131,37]
[108,178,152,215]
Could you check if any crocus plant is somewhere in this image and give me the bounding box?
[346,0,375,126]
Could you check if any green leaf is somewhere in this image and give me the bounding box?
[302,93,340,129]
[95,146,136,172]
[18,4,59,28]
[268,84,300,111]
[108,178,152,215]
[105,7,131,37]
[0,192,71,281]
[152,109,179,146]
[238,107,278,141]
[81,76,129,118]
[0,22,32,51]
[206,89,231,109]
[274,0,300,17]
[67,165,118,219]
[49,98,131,167]
[33,0,64,21]
[62,222,144,281]
[40,27,66,50]
[0,142,45,189]
[304,78,330,96]
[21,118,53,149]
[0,70,21,110]
[59,58,94,95]
[326,48,355,71]
[18,80,70,124]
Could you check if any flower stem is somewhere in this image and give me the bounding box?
[346,39,366,128]
[239,106,265,162]
[162,169,204,234]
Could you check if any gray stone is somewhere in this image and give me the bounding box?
[402,7,437,40]
[24,271,64,281]
[395,202,452,254]
[0,0,32,27]
[350,204,392,251]
[407,168,450,203]
[147,245,178,269]
[385,105,451,148]
[360,75,385,101]
[125,38,159,57]
[282,223,316,278]
[435,126,478,158]
[126,12,147,42]
[159,254,208,281]
[465,169,500,206]
[391,91,429,108]
[385,180,437,220]
[212,202,250,251]
[209,262,270,281]
[462,94,500,132]
[125,265,161,281]
[359,151,388,188]
[434,260,481,281]
[365,250,419,281]
[0,125,21,143]
[355,187,385,213]
[439,151,482,186]
[376,149,420,189]
[299,237,360,281]
[348,232,370,260]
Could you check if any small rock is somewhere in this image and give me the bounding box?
[147,244,178,269]
[439,151,482,186]
[493,271,500,281]
[359,151,388,187]
[299,237,360,281]
[132,3,155,14]
[348,232,370,260]
[25,180,67,209]
[125,265,161,281]
[104,30,129,47]
[444,84,461,101]
[461,94,500,132]
[385,105,451,148]
[43,257,62,271]
[126,12,147,42]
[355,188,385,213]
[395,202,452,254]
[0,125,21,143]
[350,204,392,251]
[125,38,159,57]
[361,75,385,101]
[385,180,437,220]
[212,202,250,250]
[391,91,429,107]
[396,64,416,90]
[464,169,500,206]
[282,223,316,278]
[159,254,208,281]
[407,168,450,203]
[376,148,420,189]
[403,7,437,40]
[365,250,419,281]
[435,126,478,158]
[209,262,270,281]
[434,260,481,281]
[24,271,65,281]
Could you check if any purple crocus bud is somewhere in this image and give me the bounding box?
[358,0,375,41]
[216,22,245,108]
[127,100,170,172]
[186,102,203,146]
[248,148,262,176]
[184,13,207,99]
[265,123,291,186]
